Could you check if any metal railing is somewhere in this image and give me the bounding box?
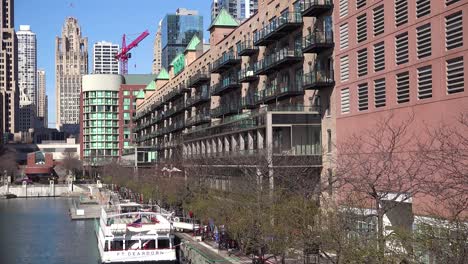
[303,31,334,50]
[302,69,335,88]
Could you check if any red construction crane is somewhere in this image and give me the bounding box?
[115,30,150,74]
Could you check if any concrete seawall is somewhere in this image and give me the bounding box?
[0,184,93,198]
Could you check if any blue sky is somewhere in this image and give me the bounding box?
[15,0,212,127]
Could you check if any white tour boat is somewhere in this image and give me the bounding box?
[95,202,177,263]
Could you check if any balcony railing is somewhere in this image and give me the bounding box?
[164,83,190,102]
[188,71,210,87]
[238,68,259,83]
[255,82,304,104]
[186,92,210,108]
[302,69,335,89]
[253,12,303,46]
[211,77,241,96]
[237,40,259,56]
[186,112,211,126]
[165,102,186,117]
[210,52,241,73]
[240,95,256,109]
[301,0,334,17]
[211,104,241,117]
[255,48,303,75]
[303,31,334,53]
[167,120,186,133]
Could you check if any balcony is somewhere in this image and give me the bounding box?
[303,69,335,90]
[256,83,304,104]
[186,92,210,108]
[240,95,256,109]
[211,104,241,117]
[253,12,302,46]
[186,112,211,126]
[303,31,334,53]
[167,120,186,133]
[255,48,303,75]
[211,77,241,96]
[237,40,259,56]
[188,71,210,87]
[165,102,186,118]
[165,83,190,102]
[301,0,334,17]
[239,68,259,83]
[210,52,241,73]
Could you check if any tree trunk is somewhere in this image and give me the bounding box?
[376,198,385,262]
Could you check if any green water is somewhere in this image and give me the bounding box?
[0,198,100,264]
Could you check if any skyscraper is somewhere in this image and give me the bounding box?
[211,0,258,22]
[37,69,47,128]
[152,20,162,75]
[17,25,37,131]
[161,8,203,69]
[55,17,88,132]
[93,41,119,74]
[0,0,19,133]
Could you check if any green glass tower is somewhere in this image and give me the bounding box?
[82,75,124,164]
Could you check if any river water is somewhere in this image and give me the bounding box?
[0,198,100,264]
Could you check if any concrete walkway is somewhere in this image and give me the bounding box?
[177,233,252,264]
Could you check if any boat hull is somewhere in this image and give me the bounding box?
[100,249,177,263]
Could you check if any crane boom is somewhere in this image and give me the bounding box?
[115,30,150,74]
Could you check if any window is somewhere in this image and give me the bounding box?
[374,42,385,72]
[340,23,349,50]
[340,56,349,81]
[357,0,366,9]
[374,78,386,108]
[395,0,408,26]
[417,24,432,59]
[416,0,430,18]
[339,0,348,18]
[123,91,130,96]
[357,49,368,77]
[397,71,410,103]
[341,88,350,114]
[327,129,332,153]
[446,0,461,6]
[396,33,409,65]
[358,83,369,111]
[445,11,463,50]
[357,14,367,43]
[446,57,464,94]
[373,5,384,36]
[124,112,130,120]
[418,66,432,99]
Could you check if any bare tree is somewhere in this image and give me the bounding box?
[62,151,83,177]
[333,113,430,262]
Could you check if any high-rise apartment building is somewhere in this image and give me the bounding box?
[37,69,47,128]
[161,8,203,69]
[93,41,119,74]
[152,20,162,75]
[0,0,19,133]
[133,1,468,256]
[80,74,156,164]
[55,17,88,131]
[211,0,258,22]
[17,25,37,131]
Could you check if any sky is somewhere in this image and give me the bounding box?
[15,0,212,128]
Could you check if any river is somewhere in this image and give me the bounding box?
[0,198,100,264]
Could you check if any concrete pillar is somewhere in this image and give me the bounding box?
[258,129,264,150]
[224,136,230,153]
[239,133,245,151]
[248,131,254,151]
[201,141,206,155]
[217,137,223,153]
[231,134,238,152]
[206,140,211,156]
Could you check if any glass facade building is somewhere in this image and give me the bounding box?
[161,9,203,69]
[81,75,123,164]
